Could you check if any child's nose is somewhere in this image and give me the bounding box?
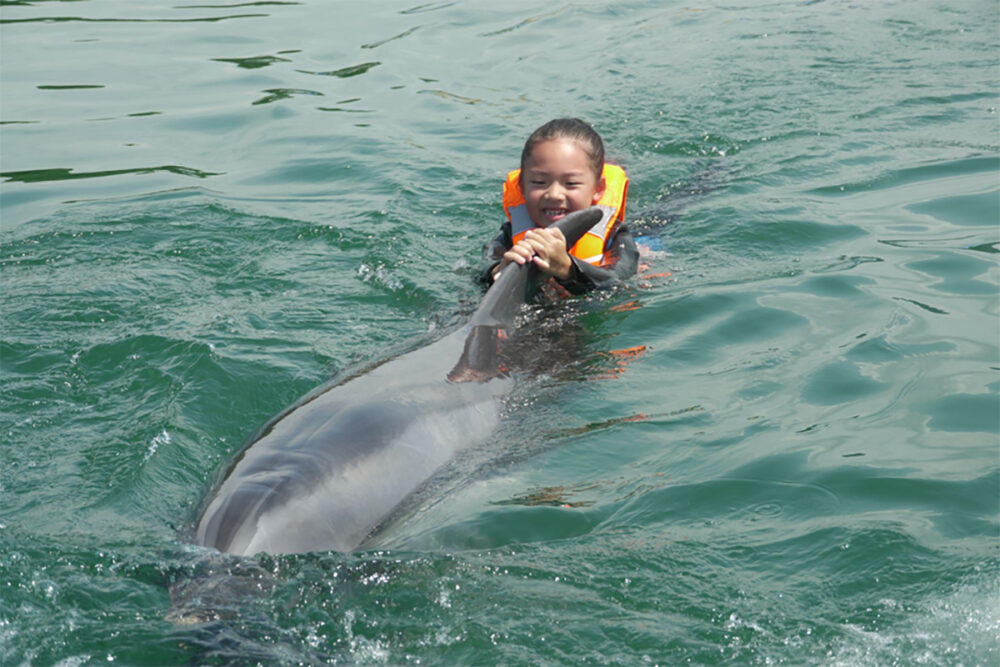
[545,183,566,200]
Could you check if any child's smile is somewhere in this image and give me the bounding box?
[521,137,605,228]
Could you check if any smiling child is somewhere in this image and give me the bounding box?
[482,118,639,294]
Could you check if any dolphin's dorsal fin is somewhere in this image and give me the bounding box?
[468,207,604,329]
[449,207,605,382]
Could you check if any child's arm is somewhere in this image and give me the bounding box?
[555,225,640,294]
[502,227,573,281]
[480,221,639,293]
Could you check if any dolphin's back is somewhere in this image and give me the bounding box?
[195,331,510,555]
[196,398,421,553]
[193,207,606,556]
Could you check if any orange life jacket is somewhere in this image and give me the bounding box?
[502,164,629,265]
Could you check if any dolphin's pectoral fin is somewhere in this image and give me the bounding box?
[447,325,509,383]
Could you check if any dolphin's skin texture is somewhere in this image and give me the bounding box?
[194,207,607,556]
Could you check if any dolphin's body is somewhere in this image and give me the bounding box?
[194,207,607,556]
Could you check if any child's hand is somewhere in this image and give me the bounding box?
[501,227,572,281]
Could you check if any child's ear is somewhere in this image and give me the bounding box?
[592,176,606,204]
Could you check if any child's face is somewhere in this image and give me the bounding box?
[521,138,606,228]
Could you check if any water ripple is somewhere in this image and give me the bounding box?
[1,165,221,183]
[0,13,269,23]
[296,62,381,78]
[211,54,291,69]
[1,0,997,663]
[807,155,1000,198]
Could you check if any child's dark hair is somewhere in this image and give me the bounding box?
[520,118,605,180]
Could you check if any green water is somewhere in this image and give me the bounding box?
[2,0,998,663]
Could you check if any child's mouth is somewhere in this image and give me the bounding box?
[543,208,568,220]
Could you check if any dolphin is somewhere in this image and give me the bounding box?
[193,206,608,556]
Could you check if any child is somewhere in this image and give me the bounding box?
[481,118,639,294]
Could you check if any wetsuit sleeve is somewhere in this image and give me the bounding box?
[478,221,513,287]
[554,224,640,295]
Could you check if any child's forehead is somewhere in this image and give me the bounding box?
[530,136,588,153]
[524,137,592,168]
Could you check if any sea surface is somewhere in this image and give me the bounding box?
[2,0,998,664]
